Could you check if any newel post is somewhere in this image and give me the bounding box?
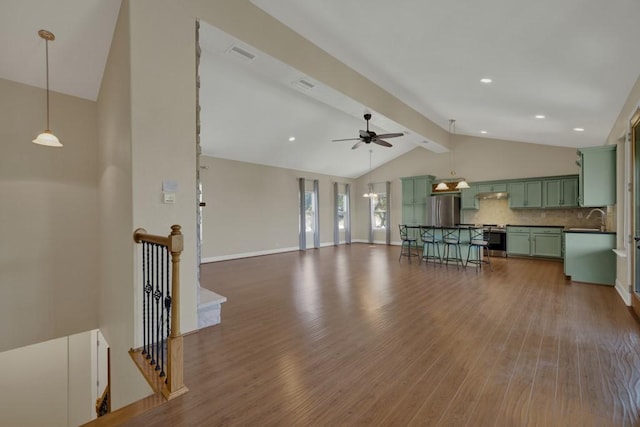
[163,224,188,399]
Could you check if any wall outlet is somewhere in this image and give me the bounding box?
[577,212,583,218]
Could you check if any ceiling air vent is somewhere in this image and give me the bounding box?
[292,78,315,91]
[225,45,256,63]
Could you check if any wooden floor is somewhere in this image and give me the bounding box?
[106,244,640,426]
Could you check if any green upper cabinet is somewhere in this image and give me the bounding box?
[413,178,429,204]
[508,180,542,208]
[402,179,415,204]
[461,184,479,209]
[543,177,579,208]
[401,175,434,225]
[477,183,507,193]
[577,145,616,207]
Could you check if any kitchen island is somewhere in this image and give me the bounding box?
[563,229,616,285]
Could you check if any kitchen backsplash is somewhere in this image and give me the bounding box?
[462,199,615,230]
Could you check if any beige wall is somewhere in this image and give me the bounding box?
[201,138,580,258]
[129,0,198,338]
[353,137,580,242]
[607,74,640,301]
[0,78,99,352]
[0,331,96,426]
[97,0,151,409]
[200,156,355,259]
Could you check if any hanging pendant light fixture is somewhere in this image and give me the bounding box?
[32,29,62,147]
[363,149,375,198]
[449,119,469,189]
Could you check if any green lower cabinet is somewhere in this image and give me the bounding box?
[564,232,616,285]
[532,233,562,257]
[507,226,563,259]
[507,232,531,256]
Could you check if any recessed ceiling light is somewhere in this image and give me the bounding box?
[573,128,585,132]
[480,130,488,134]
[535,115,546,119]
[288,136,296,142]
[480,78,492,84]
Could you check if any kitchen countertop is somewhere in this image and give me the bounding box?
[562,229,616,234]
[506,224,565,228]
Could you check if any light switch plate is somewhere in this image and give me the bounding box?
[163,192,176,204]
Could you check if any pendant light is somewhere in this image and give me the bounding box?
[363,149,375,198]
[32,29,62,147]
[449,119,469,189]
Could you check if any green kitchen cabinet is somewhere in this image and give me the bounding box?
[564,231,616,285]
[477,183,508,193]
[508,180,542,208]
[531,228,562,258]
[507,226,533,256]
[577,145,616,207]
[461,184,479,209]
[401,176,434,225]
[543,177,579,208]
[507,226,563,258]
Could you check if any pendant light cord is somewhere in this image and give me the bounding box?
[45,37,50,131]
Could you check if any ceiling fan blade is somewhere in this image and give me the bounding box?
[376,132,404,139]
[351,140,364,149]
[374,139,393,148]
[332,138,361,142]
[359,129,370,138]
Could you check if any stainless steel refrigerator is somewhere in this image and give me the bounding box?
[429,194,461,227]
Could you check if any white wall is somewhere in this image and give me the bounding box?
[0,77,99,353]
[200,156,355,260]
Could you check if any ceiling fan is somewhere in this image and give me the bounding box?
[332,113,404,149]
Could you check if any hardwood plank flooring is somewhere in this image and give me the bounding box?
[95,244,640,426]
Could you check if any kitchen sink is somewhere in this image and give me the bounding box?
[566,227,601,232]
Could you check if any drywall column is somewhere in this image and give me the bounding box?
[298,177,306,250]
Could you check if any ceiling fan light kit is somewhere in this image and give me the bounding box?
[332,113,403,150]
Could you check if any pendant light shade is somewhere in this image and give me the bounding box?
[363,149,375,198]
[33,130,62,147]
[33,29,62,147]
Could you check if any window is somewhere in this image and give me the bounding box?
[371,192,387,230]
[337,193,346,230]
[305,191,315,232]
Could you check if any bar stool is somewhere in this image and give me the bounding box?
[441,227,464,269]
[420,226,442,265]
[399,224,420,263]
[466,226,492,271]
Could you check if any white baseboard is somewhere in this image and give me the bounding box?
[202,242,346,263]
[615,279,632,306]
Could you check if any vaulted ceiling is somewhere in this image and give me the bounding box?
[2,0,639,178]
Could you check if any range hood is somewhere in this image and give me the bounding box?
[476,192,509,200]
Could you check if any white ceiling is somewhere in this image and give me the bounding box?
[0,0,120,101]
[2,0,640,178]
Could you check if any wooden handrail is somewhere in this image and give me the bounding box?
[132,225,188,400]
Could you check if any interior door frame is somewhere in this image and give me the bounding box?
[630,107,640,317]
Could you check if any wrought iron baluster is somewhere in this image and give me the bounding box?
[159,246,166,377]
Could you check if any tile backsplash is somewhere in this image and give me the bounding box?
[462,199,614,230]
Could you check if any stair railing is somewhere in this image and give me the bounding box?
[132,225,188,400]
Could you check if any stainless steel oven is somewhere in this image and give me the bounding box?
[483,225,507,257]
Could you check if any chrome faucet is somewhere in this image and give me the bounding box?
[586,208,606,232]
